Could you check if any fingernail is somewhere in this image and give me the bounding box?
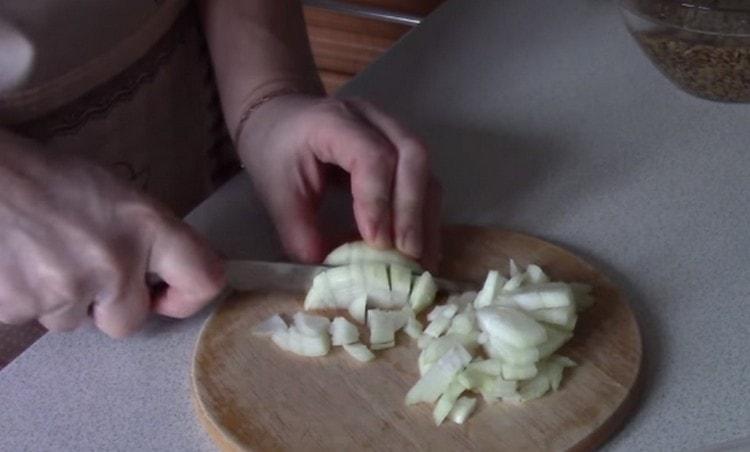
[370,217,392,249]
[398,227,423,258]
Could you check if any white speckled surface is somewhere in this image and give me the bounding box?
[1,0,749,450]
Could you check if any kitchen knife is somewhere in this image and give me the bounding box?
[225,260,476,294]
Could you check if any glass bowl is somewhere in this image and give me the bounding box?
[621,0,750,102]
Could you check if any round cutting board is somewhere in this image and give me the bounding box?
[192,226,642,451]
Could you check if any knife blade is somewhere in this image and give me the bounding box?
[225,260,476,294]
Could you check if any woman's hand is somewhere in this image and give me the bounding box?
[0,131,225,337]
[236,95,441,269]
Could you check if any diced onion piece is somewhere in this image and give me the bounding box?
[483,336,539,364]
[433,380,467,425]
[367,309,408,346]
[449,396,477,424]
[505,283,574,310]
[370,340,395,350]
[456,367,495,390]
[409,272,438,314]
[447,307,475,336]
[477,332,489,345]
[474,271,502,308]
[293,312,331,336]
[480,377,518,401]
[252,314,287,337]
[424,316,452,338]
[502,274,525,292]
[271,329,292,352]
[545,355,576,391]
[417,334,434,349]
[304,273,336,310]
[538,325,573,359]
[570,282,595,312]
[502,363,538,380]
[427,303,458,322]
[273,327,330,357]
[476,306,547,348]
[467,358,503,376]
[329,317,359,346]
[406,345,472,405]
[525,264,550,284]
[517,371,550,401]
[526,304,576,329]
[325,266,366,308]
[389,264,413,307]
[348,294,367,324]
[403,316,423,339]
[324,241,422,272]
[419,336,463,375]
[509,259,521,278]
[342,342,375,362]
[363,263,395,308]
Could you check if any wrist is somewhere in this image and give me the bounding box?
[231,76,323,145]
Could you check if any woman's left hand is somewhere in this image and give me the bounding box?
[236,94,441,270]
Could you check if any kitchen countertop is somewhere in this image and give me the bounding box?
[2,0,749,450]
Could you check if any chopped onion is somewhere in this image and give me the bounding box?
[370,340,395,350]
[467,358,503,376]
[251,314,287,337]
[367,309,408,346]
[479,376,518,401]
[502,274,525,292]
[363,263,395,308]
[474,270,502,308]
[483,336,540,364]
[424,316,452,338]
[324,241,422,272]
[456,367,495,390]
[537,325,573,359]
[417,334,434,349]
[427,303,458,322]
[517,371,550,401]
[390,264,413,306]
[325,266,366,308]
[525,264,550,284]
[570,282,595,312]
[448,396,477,424]
[409,271,437,314]
[403,316,423,339]
[329,317,359,346]
[502,363,538,380]
[526,304,577,329]
[433,380,467,425]
[293,312,331,336]
[348,294,367,324]
[303,272,336,310]
[342,342,375,362]
[406,345,472,405]
[447,306,476,336]
[505,283,574,310]
[476,306,547,348]
[272,326,330,357]
[508,259,521,278]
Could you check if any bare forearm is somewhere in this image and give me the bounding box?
[199,0,323,136]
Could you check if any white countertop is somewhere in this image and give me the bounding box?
[2,0,749,450]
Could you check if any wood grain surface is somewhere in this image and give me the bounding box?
[192,226,642,451]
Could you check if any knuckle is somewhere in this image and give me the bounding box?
[401,138,429,166]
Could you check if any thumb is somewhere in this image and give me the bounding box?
[148,219,226,318]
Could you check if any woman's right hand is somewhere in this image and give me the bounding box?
[0,130,225,337]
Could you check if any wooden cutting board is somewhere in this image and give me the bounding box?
[191,226,642,451]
